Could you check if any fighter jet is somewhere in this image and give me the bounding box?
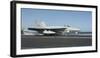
[28,20,80,35]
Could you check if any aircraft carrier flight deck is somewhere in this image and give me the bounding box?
[21,32,92,49]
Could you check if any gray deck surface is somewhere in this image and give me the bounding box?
[21,35,92,49]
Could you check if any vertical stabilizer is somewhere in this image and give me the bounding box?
[34,20,47,28]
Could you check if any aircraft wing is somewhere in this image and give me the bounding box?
[28,28,66,33]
